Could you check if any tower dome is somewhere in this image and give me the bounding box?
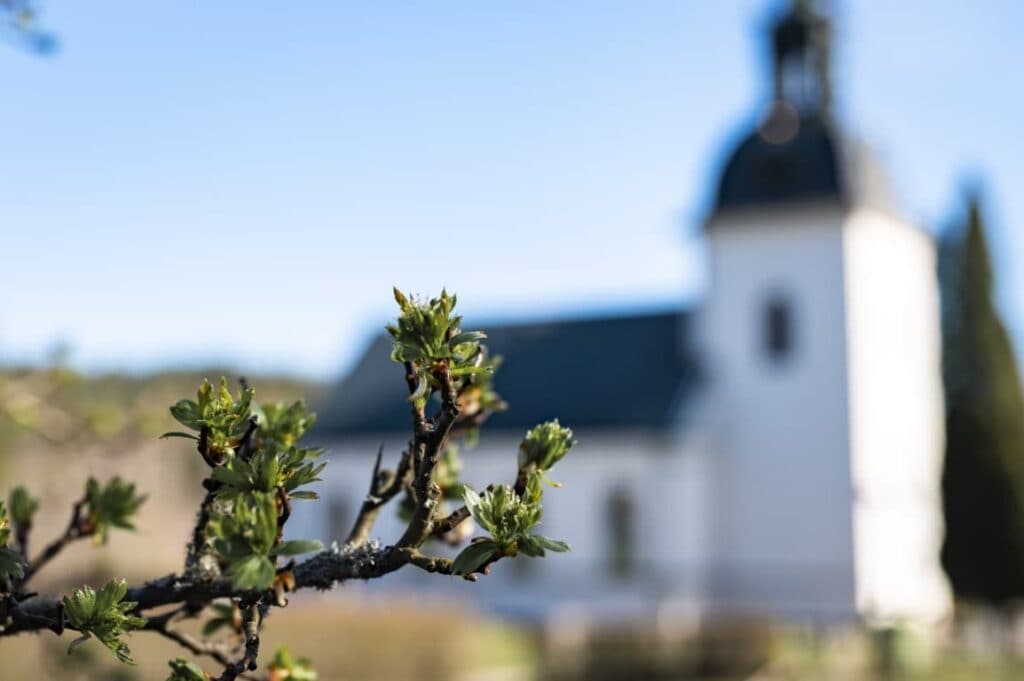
[711,1,894,218]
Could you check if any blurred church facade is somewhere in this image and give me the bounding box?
[296,2,952,625]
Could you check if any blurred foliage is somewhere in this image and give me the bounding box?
[0,366,321,457]
[0,501,25,583]
[268,646,318,680]
[167,657,208,680]
[85,477,147,545]
[939,189,1024,607]
[8,485,39,532]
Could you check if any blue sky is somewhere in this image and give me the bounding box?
[1,1,1022,379]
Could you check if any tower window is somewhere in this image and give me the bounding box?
[328,495,351,544]
[763,295,794,362]
[606,487,635,580]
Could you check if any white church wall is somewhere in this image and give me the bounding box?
[843,209,952,622]
[287,429,711,619]
[703,205,858,619]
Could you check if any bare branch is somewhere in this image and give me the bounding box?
[214,604,261,681]
[21,496,89,585]
[145,608,237,668]
[346,444,412,546]
[431,506,470,538]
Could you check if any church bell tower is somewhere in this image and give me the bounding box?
[698,0,951,622]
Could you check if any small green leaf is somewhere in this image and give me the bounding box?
[227,554,276,590]
[160,431,200,441]
[169,400,202,429]
[289,491,319,501]
[532,535,571,553]
[273,539,323,557]
[210,466,251,490]
[448,330,487,348]
[517,535,545,557]
[451,540,498,576]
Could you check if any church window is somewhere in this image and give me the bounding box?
[763,295,794,362]
[606,487,635,580]
[328,495,351,545]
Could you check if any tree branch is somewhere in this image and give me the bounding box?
[21,496,90,585]
[346,445,412,546]
[431,506,470,538]
[2,542,419,636]
[396,364,460,549]
[215,603,260,681]
[144,607,238,668]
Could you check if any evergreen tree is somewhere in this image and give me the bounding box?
[940,190,1024,607]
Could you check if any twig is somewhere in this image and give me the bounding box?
[431,506,470,537]
[145,608,237,668]
[346,444,413,546]
[215,603,261,681]
[21,497,89,585]
[396,363,460,549]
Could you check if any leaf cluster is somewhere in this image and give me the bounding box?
[167,378,255,462]
[452,473,569,576]
[518,419,576,484]
[256,400,316,449]
[63,579,147,664]
[166,378,325,589]
[386,288,489,404]
[0,501,25,583]
[85,476,147,545]
[206,493,321,590]
[211,445,325,502]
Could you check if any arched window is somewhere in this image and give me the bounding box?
[763,294,794,363]
[606,487,635,580]
[328,496,351,544]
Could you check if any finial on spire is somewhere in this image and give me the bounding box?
[770,0,833,116]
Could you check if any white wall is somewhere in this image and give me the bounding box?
[288,429,711,619]
[843,209,952,622]
[702,205,858,619]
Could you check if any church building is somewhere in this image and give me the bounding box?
[298,2,952,624]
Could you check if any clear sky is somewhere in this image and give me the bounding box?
[1,1,1022,380]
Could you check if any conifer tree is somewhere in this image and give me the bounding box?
[940,190,1024,607]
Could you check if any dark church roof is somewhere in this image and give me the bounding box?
[713,110,894,215]
[313,310,702,437]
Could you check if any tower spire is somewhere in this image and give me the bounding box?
[770,0,833,116]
